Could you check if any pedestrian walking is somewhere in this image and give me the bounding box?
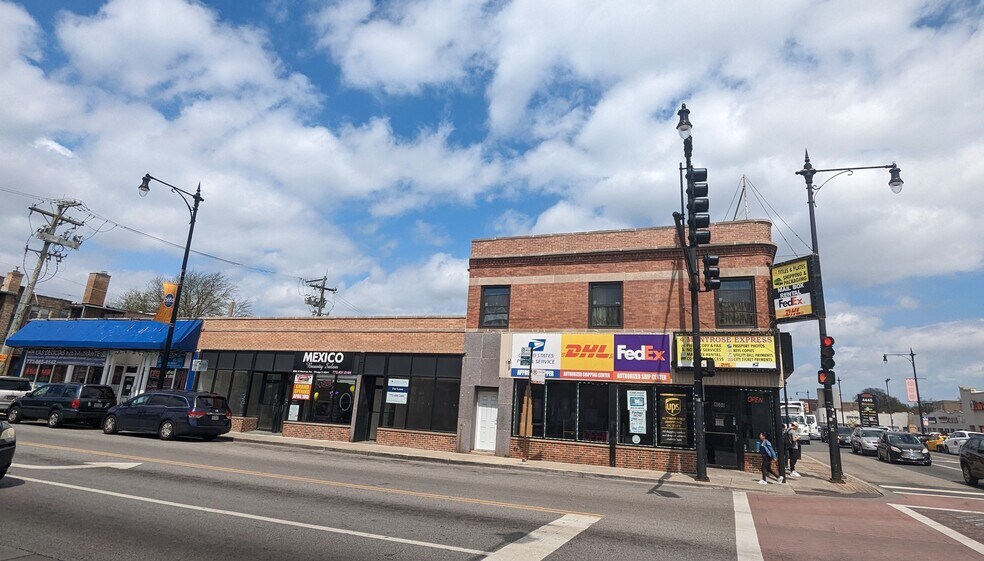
[785,422,801,477]
[758,431,784,484]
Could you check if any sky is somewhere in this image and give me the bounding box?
[1,0,982,405]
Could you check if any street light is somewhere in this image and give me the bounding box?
[138,173,204,390]
[796,150,904,483]
[884,349,925,434]
[670,103,712,482]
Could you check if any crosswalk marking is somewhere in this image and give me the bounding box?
[890,504,984,555]
[882,485,984,496]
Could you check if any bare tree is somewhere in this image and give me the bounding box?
[111,270,254,318]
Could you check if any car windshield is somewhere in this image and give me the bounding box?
[861,430,882,437]
[889,434,921,445]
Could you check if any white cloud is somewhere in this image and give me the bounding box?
[341,253,468,315]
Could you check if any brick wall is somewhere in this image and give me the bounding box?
[198,316,466,353]
[509,438,699,473]
[282,422,350,441]
[230,416,258,432]
[466,221,776,331]
[376,428,457,452]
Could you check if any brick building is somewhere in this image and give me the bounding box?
[458,220,782,473]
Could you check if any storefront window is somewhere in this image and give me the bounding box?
[308,374,356,425]
[432,378,460,432]
[544,382,577,440]
[742,390,775,452]
[619,385,654,446]
[512,381,545,437]
[578,383,609,442]
[229,371,250,416]
[656,389,693,448]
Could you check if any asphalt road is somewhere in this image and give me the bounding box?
[1,423,743,561]
[800,440,970,491]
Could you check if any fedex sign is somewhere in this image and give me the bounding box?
[613,334,671,373]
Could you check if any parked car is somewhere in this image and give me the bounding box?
[0,419,14,480]
[877,431,931,465]
[942,431,984,454]
[6,383,116,428]
[851,427,884,456]
[925,434,947,452]
[102,390,232,441]
[834,426,853,447]
[960,435,984,486]
[0,376,32,415]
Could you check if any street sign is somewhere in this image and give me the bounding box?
[519,345,532,366]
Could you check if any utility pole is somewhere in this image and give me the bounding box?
[0,200,84,376]
[305,272,337,317]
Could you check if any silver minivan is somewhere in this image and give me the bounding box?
[0,376,32,414]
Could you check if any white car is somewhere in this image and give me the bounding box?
[851,427,884,456]
[0,376,32,414]
[942,431,984,454]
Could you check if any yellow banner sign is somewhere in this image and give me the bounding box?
[675,333,778,370]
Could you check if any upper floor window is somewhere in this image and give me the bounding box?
[716,278,756,328]
[589,282,622,328]
[480,286,510,328]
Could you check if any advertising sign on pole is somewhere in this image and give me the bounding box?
[905,378,919,402]
[770,256,825,323]
[858,393,879,427]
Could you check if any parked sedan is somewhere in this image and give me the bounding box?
[834,426,853,447]
[102,390,231,440]
[877,431,931,465]
[851,427,884,456]
[942,431,984,454]
[0,419,14,480]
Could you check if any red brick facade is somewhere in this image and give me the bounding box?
[509,438,699,472]
[282,421,350,441]
[230,416,258,432]
[377,427,457,452]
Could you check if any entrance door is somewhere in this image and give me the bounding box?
[120,375,136,402]
[474,389,498,451]
[255,373,288,432]
[705,389,740,469]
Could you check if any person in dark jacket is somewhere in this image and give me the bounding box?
[758,431,784,484]
[785,422,802,477]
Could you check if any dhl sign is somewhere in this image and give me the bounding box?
[509,333,671,383]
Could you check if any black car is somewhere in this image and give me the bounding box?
[6,383,116,428]
[102,390,231,440]
[960,436,984,486]
[876,431,931,465]
[0,419,15,480]
[834,426,852,447]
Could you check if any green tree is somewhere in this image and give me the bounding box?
[111,270,253,318]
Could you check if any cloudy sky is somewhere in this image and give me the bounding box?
[1,0,982,405]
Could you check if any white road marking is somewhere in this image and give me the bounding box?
[882,485,984,496]
[894,492,984,501]
[15,475,489,556]
[484,513,601,560]
[11,462,142,470]
[889,504,984,555]
[732,491,764,561]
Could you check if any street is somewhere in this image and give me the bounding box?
[4,425,984,560]
[1,424,740,561]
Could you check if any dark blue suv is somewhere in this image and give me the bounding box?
[102,390,231,440]
[6,383,116,428]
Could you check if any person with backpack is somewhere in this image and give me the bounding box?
[758,431,784,484]
[785,422,802,477]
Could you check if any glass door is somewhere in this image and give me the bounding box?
[705,389,740,468]
[251,372,287,432]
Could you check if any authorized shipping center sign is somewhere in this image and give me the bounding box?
[509,333,672,383]
[770,256,825,323]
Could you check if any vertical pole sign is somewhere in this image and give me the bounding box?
[519,343,535,438]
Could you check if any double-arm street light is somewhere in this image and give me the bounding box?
[884,349,925,434]
[796,150,904,483]
[138,174,203,390]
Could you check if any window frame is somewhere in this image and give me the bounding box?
[714,277,757,328]
[588,282,623,329]
[479,286,511,328]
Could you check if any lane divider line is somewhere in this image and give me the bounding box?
[894,492,984,502]
[13,475,490,556]
[889,503,984,555]
[732,491,764,561]
[18,441,602,517]
[881,485,984,496]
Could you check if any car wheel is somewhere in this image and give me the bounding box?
[944,445,951,454]
[963,464,979,486]
[103,415,118,435]
[158,420,175,441]
[47,409,63,428]
[6,405,21,424]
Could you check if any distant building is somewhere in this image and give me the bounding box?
[960,388,984,432]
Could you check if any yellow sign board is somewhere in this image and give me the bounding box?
[675,333,778,370]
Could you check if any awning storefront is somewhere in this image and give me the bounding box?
[5,319,203,351]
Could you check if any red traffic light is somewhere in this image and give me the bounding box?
[822,336,835,347]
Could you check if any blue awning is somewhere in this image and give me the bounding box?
[4,319,203,351]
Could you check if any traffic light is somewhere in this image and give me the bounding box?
[702,357,715,378]
[686,167,711,246]
[818,370,836,386]
[702,254,720,291]
[820,336,836,370]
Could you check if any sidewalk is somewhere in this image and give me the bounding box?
[227,431,882,497]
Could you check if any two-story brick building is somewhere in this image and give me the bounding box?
[457,220,782,472]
